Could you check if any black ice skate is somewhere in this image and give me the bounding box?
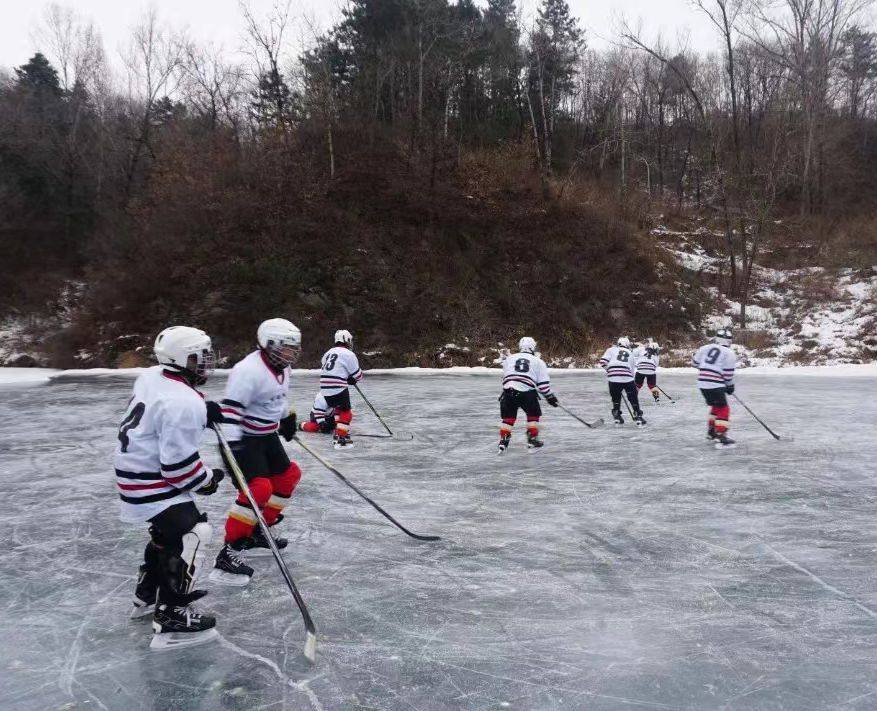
[706,425,717,440]
[497,434,511,454]
[150,603,218,651]
[250,525,289,554]
[333,434,353,450]
[527,433,544,451]
[209,544,255,586]
[714,434,736,449]
[612,408,624,425]
[634,411,647,427]
[131,563,157,619]
[652,391,660,403]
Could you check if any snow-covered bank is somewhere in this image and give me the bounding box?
[1,362,874,387]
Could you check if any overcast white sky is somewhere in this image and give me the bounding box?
[0,0,721,72]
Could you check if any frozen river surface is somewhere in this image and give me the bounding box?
[0,370,875,710]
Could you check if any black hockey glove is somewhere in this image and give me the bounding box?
[205,400,224,428]
[726,384,735,395]
[279,412,297,441]
[196,468,225,495]
[545,394,559,407]
[347,375,359,385]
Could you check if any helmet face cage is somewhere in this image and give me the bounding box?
[182,346,215,385]
[714,328,733,346]
[264,337,301,368]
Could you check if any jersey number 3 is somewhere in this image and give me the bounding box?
[118,402,145,453]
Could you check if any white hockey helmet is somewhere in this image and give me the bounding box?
[154,326,215,385]
[646,337,660,353]
[519,336,537,354]
[714,327,733,347]
[258,318,302,368]
[617,335,631,349]
[334,329,353,346]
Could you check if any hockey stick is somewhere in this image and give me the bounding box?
[353,383,394,435]
[214,425,317,663]
[293,435,440,541]
[621,392,635,419]
[542,394,604,428]
[657,386,676,403]
[732,394,782,440]
[357,432,415,441]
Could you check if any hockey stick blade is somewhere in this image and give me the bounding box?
[357,432,415,441]
[293,436,440,541]
[214,426,318,663]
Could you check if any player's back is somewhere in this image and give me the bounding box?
[501,351,546,392]
[600,346,635,381]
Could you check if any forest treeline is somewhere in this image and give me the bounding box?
[1,0,875,366]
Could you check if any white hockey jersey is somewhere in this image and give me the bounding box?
[114,367,214,523]
[692,343,736,389]
[311,393,335,423]
[221,350,290,440]
[599,346,636,382]
[636,352,659,374]
[501,352,553,395]
[319,346,362,396]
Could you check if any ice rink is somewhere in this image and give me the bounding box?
[1,369,875,710]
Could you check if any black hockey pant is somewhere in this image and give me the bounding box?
[609,381,641,414]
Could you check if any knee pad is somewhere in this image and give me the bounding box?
[272,463,302,497]
[151,521,211,604]
[246,477,273,507]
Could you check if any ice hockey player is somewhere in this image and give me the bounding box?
[319,329,363,449]
[298,392,336,434]
[692,327,737,448]
[211,318,303,585]
[635,338,661,403]
[498,337,558,453]
[599,336,646,426]
[115,326,226,650]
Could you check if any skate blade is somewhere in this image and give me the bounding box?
[130,603,155,620]
[333,443,354,450]
[208,569,252,586]
[150,627,219,651]
[714,442,737,450]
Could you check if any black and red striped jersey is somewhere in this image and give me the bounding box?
[221,350,290,440]
[692,343,736,389]
[113,366,213,522]
[599,346,636,382]
[501,352,553,396]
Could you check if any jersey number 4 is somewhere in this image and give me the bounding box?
[323,353,338,371]
[514,358,530,373]
[118,402,145,453]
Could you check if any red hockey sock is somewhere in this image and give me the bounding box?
[526,416,540,437]
[225,477,272,543]
[713,405,730,434]
[264,463,302,525]
[500,417,515,438]
[300,420,321,433]
[335,408,353,437]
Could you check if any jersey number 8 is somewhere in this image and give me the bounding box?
[514,358,530,373]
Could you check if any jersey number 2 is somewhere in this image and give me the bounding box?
[118,402,145,453]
